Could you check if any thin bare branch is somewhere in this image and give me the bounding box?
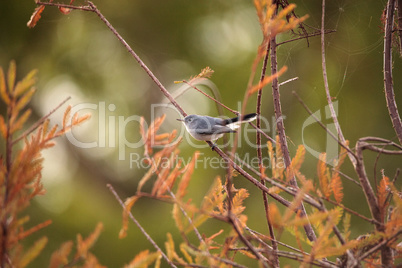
[278,77,298,87]
[332,169,361,187]
[107,184,178,268]
[86,1,186,117]
[256,41,279,267]
[292,91,357,159]
[276,29,336,46]
[36,1,93,11]
[228,214,270,268]
[12,96,71,144]
[321,0,356,168]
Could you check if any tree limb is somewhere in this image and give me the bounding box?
[384,0,402,144]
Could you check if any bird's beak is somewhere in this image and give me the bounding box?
[177,118,184,122]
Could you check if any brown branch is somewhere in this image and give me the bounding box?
[107,184,178,268]
[270,33,317,242]
[271,44,318,243]
[384,0,402,145]
[256,41,279,267]
[228,214,270,268]
[230,151,326,210]
[323,198,381,226]
[85,2,186,117]
[36,1,93,11]
[398,0,402,56]
[357,230,402,263]
[231,247,337,268]
[321,0,357,168]
[355,140,381,225]
[354,137,396,266]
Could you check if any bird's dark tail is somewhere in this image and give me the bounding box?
[223,113,257,125]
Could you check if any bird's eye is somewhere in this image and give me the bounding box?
[188,118,192,122]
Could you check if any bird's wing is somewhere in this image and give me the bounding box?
[209,125,236,134]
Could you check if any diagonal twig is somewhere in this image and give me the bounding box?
[107,184,178,268]
[12,96,71,144]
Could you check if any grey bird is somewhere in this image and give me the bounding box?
[177,113,257,141]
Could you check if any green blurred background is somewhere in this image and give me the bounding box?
[1,0,401,266]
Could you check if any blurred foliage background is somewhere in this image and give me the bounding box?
[0,0,401,266]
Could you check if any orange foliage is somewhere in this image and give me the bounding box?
[0,61,92,266]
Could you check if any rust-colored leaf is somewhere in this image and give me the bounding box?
[342,213,351,242]
[291,145,305,173]
[377,175,390,221]
[0,67,10,104]
[331,172,343,203]
[45,123,59,141]
[14,69,38,97]
[154,133,171,141]
[179,243,193,264]
[335,140,349,169]
[151,163,171,196]
[286,145,306,180]
[19,237,48,268]
[125,249,161,268]
[137,165,156,193]
[139,117,147,144]
[73,113,91,126]
[7,60,16,93]
[10,109,32,134]
[275,136,285,180]
[317,153,330,198]
[49,241,74,268]
[165,233,186,264]
[17,219,52,241]
[59,7,72,15]
[27,5,45,28]
[41,118,50,138]
[58,0,75,15]
[267,141,276,177]
[156,161,182,197]
[15,87,36,113]
[0,115,6,139]
[172,204,184,232]
[232,188,249,216]
[176,151,199,199]
[268,202,282,228]
[141,114,169,155]
[76,222,103,258]
[63,105,72,129]
[119,196,139,239]
[248,66,287,95]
